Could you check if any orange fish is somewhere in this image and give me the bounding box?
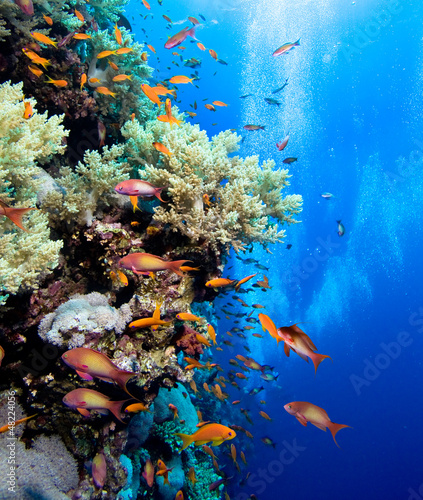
[62,347,135,394]
[129,317,171,329]
[152,142,173,156]
[277,324,332,373]
[240,451,247,465]
[22,48,51,69]
[205,104,216,111]
[169,403,179,420]
[89,77,100,84]
[141,84,161,107]
[169,75,194,84]
[212,100,228,107]
[0,345,4,366]
[235,373,247,380]
[197,42,206,51]
[118,252,190,277]
[284,401,351,447]
[142,0,150,9]
[151,85,176,97]
[97,50,117,59]
[43,14,53,25]
[203,382,210,392]
[45,76,68,87]
[156,459,174,486]
[116,269,128,286]
[232,400,241,405]
[258,313,279,342]
[23,100,33,119]
[92,452,107,489]
[112,74,132,82]
[230,443,237,462]
[175,491,184,500]
[205,278,236,288]
[62,388,129,423]
[115,47,133,55]
[175,312,201,322]
[108,60,119,70]
[189,380,198,394]
[196,334,211,347]
[209,49,218,60]
[80,73,87,90]
[141,52,148,61]
[235,273,257,291]
[142,459,154,487]
[95,86,117,98]
[30,32,57,47]
[125,402,151,413]
[175,423,236,450]
[188,466,197,485]
[114,23,122,45]
[0,199,35,231]
[207,324,217,345]
[186,111,197,118]
[202,445,217,459]
[73,33,91,40]
[74,8,84,22]
[147,44,156,53]
[28,64,43,77]
[180,265,200,272]
[0,414,37,434]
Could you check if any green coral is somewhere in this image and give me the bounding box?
[121,118,303,252]
[0,81,67,299]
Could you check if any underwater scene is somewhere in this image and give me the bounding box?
[1,0,423,498]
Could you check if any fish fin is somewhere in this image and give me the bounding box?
[114,370,136,396]
[168,259,193,277]
[174,432,193,450]
[4,206,36,231]
[76,370,94,381]
[77,408,91,417]
[312,422,327,432]
[154,187,168,203]
[284,343,290,357]
[328,422,351,448]
[295,415,307,427]
[211,439,224,447]
[310,352,332,374]
[193,439,210,446]
[107,399,131,423]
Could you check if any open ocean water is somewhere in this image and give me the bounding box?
[125,1,423,499]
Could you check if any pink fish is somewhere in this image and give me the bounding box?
[115,179,166,203]
[13,0,33,15]
[165,26,196,49]
[119,252,191,277]
[63,388,129,423]
[276,135,289,151]
[92,452,107,488]
[273,39,300,56]
[98,121,106,147]
[61,348,135,395]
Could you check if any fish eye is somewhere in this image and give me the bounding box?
[228,432,232,436]
[288,405,291,409]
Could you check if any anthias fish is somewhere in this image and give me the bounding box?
[165,26,196,49]
[115,179,166,202]
[273,38,300,56]
[175,423,236,450]
[284,401,351,447]
[119,252,191,277]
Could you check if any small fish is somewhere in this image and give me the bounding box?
[112,74,132,82]
[108,61,119,71]
[0,345,4,365]
[188,466,197,484]
[170,75,194,84]
[188,16,200,25]
[205,278,236,288]
[196,333,211,347]
[22,48,51,69]
[141,84,161,107]
[147,44,156,53]
[74,9,84,22]
[209,49,218,60]
[129,317,171,329]
[14,0,33,15]
[273,38,300,56]
[92,452,107,489]
[28,64,43,77]
[272,78,289,93]
[217,59,228,65]
[63,388,129,423]
[96,86,116,98]
[141,52,148,61]
[176,312,202,321]
[259,411,272,421]
[197,42,206,50]
[115,179,166,204]
[261,436,276,448]
[152,142,173,155]
[264,97,281,106]
[163,15,172,23]
[239,94,253,99]
[244,124,265,131]
[286,244,292,249]
[175,491,184,500]
[142,0,151,9]
[205,104,216,111]
[175,423,236,450]
[168,403,179,420]
[277,135,289,151]
[207,324,217,345]
[156,459,173,486]
[212,100,228,107]
[43,14,53,25]
[31,32,57,47]
[97,50,117,59]
[73,33,91,40]
[125,402,151,413]
[115,47,133,55]
[260,372,279,381]
[337,219,345,236]
[165,26,196,50]
[119,252,190,277]
[114,23,123,45]
[142,459,154,487]
[23,100,33,119]
[283,157,297,164]
[0,413,37,434]
[284,401,351,447]
[80,73,87,90]
[45,76,67,87]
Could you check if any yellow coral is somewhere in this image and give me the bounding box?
[121,117,303,252]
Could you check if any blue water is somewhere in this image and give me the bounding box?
[126,1,423,498]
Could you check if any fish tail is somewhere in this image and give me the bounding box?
[328,422,351,448]
[174,432,193,451]
[115,370,136,396]
[310,352,332,374]
[154,187,167,203]
[336,220,341,223]
[5,207,35,231]
[295,38,301,45]
[168,259,193,277]
[187,27,197,40]
[107,399,131,423]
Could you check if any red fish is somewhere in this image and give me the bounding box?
[14,0,33,15]
[142,459,154,487]
[165,26,196,49]
[62,388,129,423]
[284,401,351,447]
[119,252,191,277]
[115,179,166,202]
[277,135,289,151]
[92,452,107,488]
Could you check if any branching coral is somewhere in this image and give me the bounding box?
[42,144,130,226]
[0,81,67,300]
[121,118,303,252]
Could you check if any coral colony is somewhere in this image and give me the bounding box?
[0,0,303,498]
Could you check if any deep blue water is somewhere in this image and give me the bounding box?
[125,1,423,498]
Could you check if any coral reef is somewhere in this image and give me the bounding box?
[121,118,303,252]
[0,81,66,300]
